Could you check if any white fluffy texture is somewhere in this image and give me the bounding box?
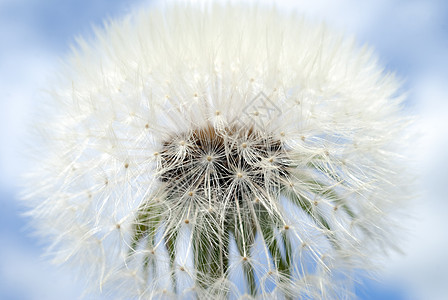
[25,3,411,299]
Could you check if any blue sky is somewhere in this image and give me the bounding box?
[1,0,447,299]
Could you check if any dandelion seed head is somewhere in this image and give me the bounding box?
[23,2,413,299]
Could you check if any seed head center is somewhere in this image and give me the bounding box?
[158,125,290,205]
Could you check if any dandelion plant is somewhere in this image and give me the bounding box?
[24,3,412,299]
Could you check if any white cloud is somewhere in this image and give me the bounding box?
[0,233,82,300]
[0,51,56,190]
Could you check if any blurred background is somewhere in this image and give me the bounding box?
[0,0,446,299]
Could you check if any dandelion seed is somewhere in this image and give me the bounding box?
[24,3,412,299]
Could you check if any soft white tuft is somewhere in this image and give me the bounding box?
[24,2,413,299]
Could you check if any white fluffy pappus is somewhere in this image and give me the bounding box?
[24,2,413,299]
